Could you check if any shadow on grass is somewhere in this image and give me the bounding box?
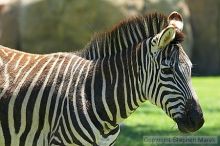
[115,124,220,146]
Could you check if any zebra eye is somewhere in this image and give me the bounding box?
[161,67,173,74]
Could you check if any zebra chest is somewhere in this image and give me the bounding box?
[96,133,119,146]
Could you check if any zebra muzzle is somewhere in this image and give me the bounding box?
[175,99,204,133]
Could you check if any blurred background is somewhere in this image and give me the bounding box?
[0,0,219,75]
[0,1,219,145]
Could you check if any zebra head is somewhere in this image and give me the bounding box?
[141,12,204,132]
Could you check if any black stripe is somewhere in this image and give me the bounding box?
[62,98,82,145]
[0,95,11,146]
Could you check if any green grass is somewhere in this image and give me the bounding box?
[116,77,220,146]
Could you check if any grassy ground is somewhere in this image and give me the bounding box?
[115,77,220,146]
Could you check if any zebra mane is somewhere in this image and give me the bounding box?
[81,12,184,59]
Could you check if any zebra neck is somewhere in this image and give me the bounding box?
[77,12,169,129]
[87,45,145,129]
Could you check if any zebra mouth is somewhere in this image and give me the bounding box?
[176,120,195,133]
[175,113,204,133]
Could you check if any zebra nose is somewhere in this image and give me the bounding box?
[176,99,204,133]
[176,110,204,133]
[187,108,204,132]
[182,97,204,132]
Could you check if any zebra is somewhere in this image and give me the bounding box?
[0,11,204,146]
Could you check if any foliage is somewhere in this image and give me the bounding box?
[116,77,220,146]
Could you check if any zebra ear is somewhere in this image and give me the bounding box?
[157,26,176,49]
[168,11,183,31]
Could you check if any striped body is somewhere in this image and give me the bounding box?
[0,47,121,145]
